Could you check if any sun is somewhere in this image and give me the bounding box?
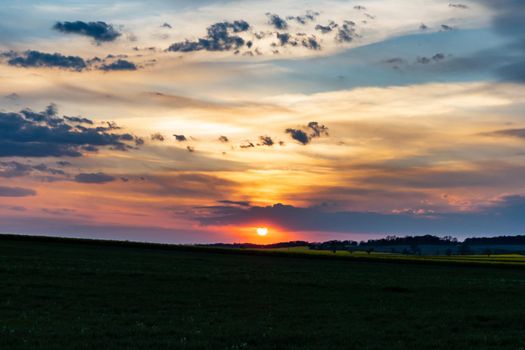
[256,227,268,237]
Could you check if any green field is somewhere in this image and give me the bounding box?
[1,236,525,349]
[257,246,525,266]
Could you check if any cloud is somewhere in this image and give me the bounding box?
[240,142,255,149]
[258,135,274,146]
[285,129,310,145]
[285,121,328,145]
[0,186,36,197]
[53,21,121,43]
[168,20,250,52]
[195,195,525,236]
[2,51,141,72]
[0,105,141,158]
[174,134,187,142]
[484,128,525,139]
[315,23,337,34]
[56,161,72,167]
[0,161,66,178]
[286,11,319,25]
[336,22,356,43]
[99,59,137,71]
[449,3,468,9]
[64,116,93,124]
[267,13,288,30]
[307,122,329,137]
[74,172,115,184]
[151,133,165,142]
[4,50,87,71]
[416,53,446,64]
[274,33,321,50]
[218,136,229,143]
[217,200,251,207]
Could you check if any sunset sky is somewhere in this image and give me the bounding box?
[1,0,525,243]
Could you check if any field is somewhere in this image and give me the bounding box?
[259,246,525,266]
[1,236,525,349]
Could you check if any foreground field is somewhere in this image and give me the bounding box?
[1,237,525,349]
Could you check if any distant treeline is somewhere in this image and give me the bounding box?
[206,235,525,250]
[464,235,525,245]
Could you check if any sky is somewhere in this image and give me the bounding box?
[1,0,525,244]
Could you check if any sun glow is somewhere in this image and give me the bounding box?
[256,227,268,237]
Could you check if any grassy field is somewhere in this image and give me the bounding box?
[1,236,525,349]
[258,246,525,266]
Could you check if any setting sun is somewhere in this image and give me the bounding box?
[256,227,268,237]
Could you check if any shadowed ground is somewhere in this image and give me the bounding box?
[1,236,525,349]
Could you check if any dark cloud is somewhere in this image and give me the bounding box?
[2,51,139,72]
[218,135,229,143]
[151,133,165,142]
[186,146,195,152]
[0,186,36,197]
[384,53,446,68]
[53,21,121,43]
[275,33,321,50]
[174,134,187,142]
[64,116,93,124]
[308,122,329,137]
[217,200,251,207]
[74,172,115,184]
[56,161,72,167]
[432,53,446,61]
[5,50,87,71]
[195,195,525,236]
[441,24,454,31]
[168,20,249,52]
[266,13,288,30]
[276,33,291,46]
[484,128,525,139]
[258,136,274,146]
[384,57,406,65]
[336,22,356,43]
[240,142,255,149]
[417,57,432,64]
[285,128,310,145]
[315,23,337,34]
[161,23,172,29]
[286,11,319,25]
[0,105,142,158]
[420,23,429,30]
[0,161,66,178]
[301,35,321,50]
[286,121,328,145]
[99,59,137,71]
[0,161,33,178]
